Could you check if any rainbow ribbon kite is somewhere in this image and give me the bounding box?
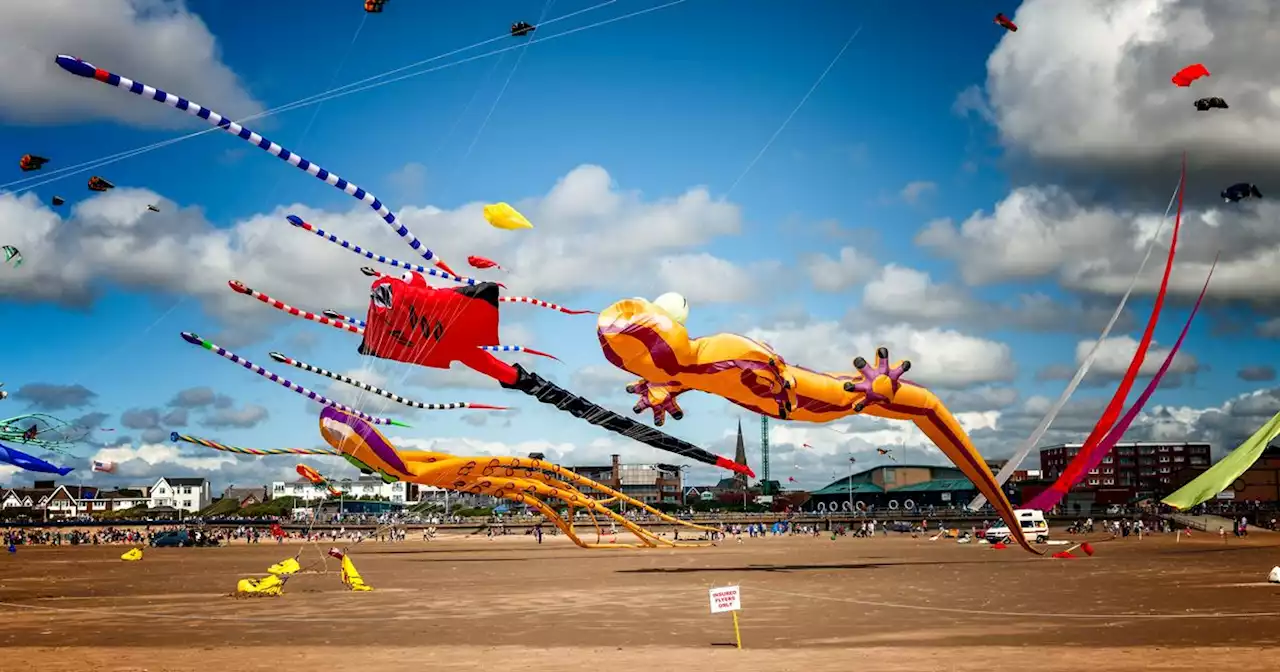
[54,54,457,277]
[171,432,339,456]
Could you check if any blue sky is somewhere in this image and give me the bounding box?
[2,0,1278,490]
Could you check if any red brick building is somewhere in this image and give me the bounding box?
[1039,441,1211,499]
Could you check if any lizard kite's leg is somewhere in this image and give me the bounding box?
[845,347,1043,556]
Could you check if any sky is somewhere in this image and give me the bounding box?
[2,0,1280,494]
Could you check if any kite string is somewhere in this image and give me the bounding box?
[459,0,560,164]
[724,23,862,198]
[0,0,628,195]
[968,173,1184,510]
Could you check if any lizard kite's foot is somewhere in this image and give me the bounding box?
[626,380,685,426]
[842,346,911,413]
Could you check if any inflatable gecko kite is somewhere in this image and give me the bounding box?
[597,293,1042,555]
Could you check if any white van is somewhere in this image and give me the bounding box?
[985,509,1049,544]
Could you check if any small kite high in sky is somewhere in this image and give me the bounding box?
[1171,63,1210,87]
[1222,182,1262,202]
[18,154,49,172]
[1194,97,1228,111]
[993,13,1017,32]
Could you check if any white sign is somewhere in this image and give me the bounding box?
[755,495,773,504]
[1215,490,1235,500]
[709,585,741,614]
[940,493,951,502]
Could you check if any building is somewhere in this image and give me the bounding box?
[567,454,683,504]
[221,486,269,507]
[150,477,212,513]
[95,488,151,512]
[808,464,977,512]
[270,475,415,503]
[1038,441,1211,503]
[1170,444,1280,503]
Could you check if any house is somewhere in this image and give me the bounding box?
[95,488,151,512]
[270,475,415,503]
[44,485,99,519]
[221,486,269,507]
[150,477,211,513]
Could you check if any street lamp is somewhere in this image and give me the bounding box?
[847,455,857,515]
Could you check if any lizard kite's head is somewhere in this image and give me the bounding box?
[651,292,689,325]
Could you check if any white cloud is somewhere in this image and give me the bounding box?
[655,253,775,303]
[860,264,975,323]
[916,185,1280,304]
[744,319,1016,389]
[387,163,428,201]
[0,0,263,127]
[94,443,235,473]
[1073,335,1200,378]
[804,246,877,292]
[978,0,1280,185]
[0,165,753,333]
[899,181,937,204]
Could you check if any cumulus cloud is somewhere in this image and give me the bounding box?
[1034,335,1201,385]
[203,403,268,429]
[974,0,1280,196]
[0,0,263,128]
[11,383,96,410]
[1237,365,1276,382]
[971,386,1280,464]
[850,264,1138,335]
[804,247,877,293]
[744,318,1016,389]
[899,181,937,205]
[0,166,748,335]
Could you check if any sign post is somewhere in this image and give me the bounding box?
[708,585,743,649]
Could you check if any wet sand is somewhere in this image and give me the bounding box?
[2,530,1278,671]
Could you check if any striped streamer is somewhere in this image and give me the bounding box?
[268,351,508,411]
[179,331,405,426]
[361,266,593,315]
[228,280,364,335]
[478,344,559,361]
[322,309,364,326]
[171,432,341,456]
[54,55,456,276]
[286,215,478,286]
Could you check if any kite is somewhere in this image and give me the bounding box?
[971,174,1184,509]
[56,55,457,276]
[364,0,387,12]
[172,407,725,549]
[467,255,505,271]
[0,441,73,476]
[511,21,536,37]
[1171,63,1210,87]
[92,460,116,473]
[1195,97,1228,111]
[147,204,160,213]
[483,202,533,230]
[1163,405,1280,510]
[0,413,86,453]
[0,387,6,401]
[2,245,21,269]
[50,195,65,206]
[297,463,343,497]
[1024,157,1188,511]
[877,448,897,462]
[18,154,49,172]
[993,13,1017,32]
[61,54,752,477]
[1028,258,1217,510]
[87,176,114,192]
[596,293,1042,554]
[1222,182,1262,202]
